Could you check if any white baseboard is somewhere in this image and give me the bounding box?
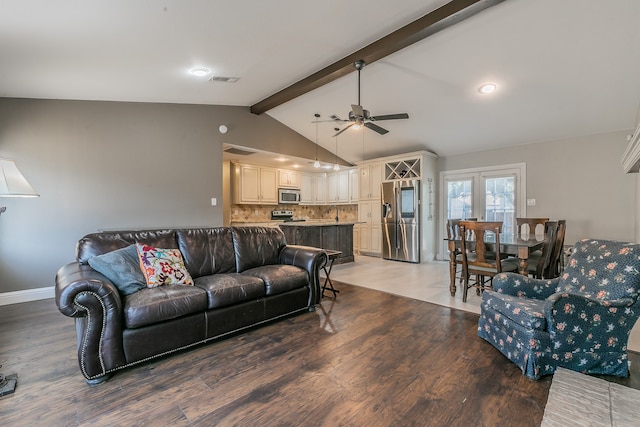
[0,286,55,306]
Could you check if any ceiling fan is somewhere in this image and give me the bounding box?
[328,60,409,137]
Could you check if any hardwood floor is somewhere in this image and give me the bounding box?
[1,283,639,426]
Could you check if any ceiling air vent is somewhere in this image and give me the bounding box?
[209,76,240,83]
[224,147,255,156]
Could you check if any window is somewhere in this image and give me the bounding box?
[439,163,526,260]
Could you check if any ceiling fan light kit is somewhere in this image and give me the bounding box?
[331,60,409,137]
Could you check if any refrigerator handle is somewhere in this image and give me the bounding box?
[382,202,391,219]
[395,186,400,249]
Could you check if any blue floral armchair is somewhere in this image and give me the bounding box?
[478,239,640,379]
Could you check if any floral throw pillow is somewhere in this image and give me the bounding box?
[135,243,194,288]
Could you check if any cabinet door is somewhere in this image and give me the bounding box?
[359,225,371,252]
[353,225,360,253]
[260,167,278,204]
[240,165,261,203]
[337,171,349,203]
[358,201,371,224]
[299,173,314,205]
[314,173,327,205]
[278,169,300,188]
[359,166,371,200]
[327,173,339,203]
[369,162,383,200]
[370,225,382,254]
[349,169,359,203]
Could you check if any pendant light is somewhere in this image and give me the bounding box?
[313,113,321,168]
[333,127,340,171]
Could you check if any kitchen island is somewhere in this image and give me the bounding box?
[279,222,355,264]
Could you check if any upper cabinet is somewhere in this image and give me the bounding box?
[359,162,383,200]
[278,169,300,188]
[232,163,278,205]
[299,172,314,205]
[232,162,359,206]
[313,173,327,205]
[349,169,359,204]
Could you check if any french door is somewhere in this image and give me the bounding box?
[439,163,526,260]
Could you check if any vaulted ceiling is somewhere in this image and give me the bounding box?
[2,0,639,164]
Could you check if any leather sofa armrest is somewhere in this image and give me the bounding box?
[279,245,328,306]
[55,262,126,381]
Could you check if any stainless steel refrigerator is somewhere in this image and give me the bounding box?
[381,179,420,263]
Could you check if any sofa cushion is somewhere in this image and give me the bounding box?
[232,227,287,273]
[76,229,178,264]
[124,285,208,329]
[242,264,308,296]
[194,273,265,309]
[136,243,193,288]
[87,244,146,296]
[176,228,236,278]
[482,290,547,331]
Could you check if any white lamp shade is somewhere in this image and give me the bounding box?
[0,159,39,197]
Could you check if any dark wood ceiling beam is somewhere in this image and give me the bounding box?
[250,0,506,115]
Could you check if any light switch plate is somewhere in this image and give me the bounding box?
[211,198,217,206]
[527,198,536,206]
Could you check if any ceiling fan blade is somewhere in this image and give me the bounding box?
[370,113,409,121]
[333,123,355,137]
[364,122,389,135]
[351,104,364,118]
[330,114,349,122]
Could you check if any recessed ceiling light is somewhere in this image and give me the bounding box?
[479,83,497,94]
[190,67,210,77]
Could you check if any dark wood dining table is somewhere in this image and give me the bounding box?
[445,232,545,297]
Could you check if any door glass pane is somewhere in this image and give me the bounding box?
[484,176,516,235]
[447,179,473,219]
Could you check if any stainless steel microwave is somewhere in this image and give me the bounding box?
[278,188,301,204]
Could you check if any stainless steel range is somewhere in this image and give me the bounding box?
[271,210,305,222]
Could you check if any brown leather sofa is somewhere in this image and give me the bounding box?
[55,226,327,384]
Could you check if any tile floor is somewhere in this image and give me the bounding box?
[329,255,640,353]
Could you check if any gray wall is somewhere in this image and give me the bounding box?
[438,130,636,246]
[0,98,317,293]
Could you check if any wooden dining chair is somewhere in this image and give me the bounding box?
[544,219,566,279]
[525,220,558,279]
[446,218,478,290]
[459,221,519,302]
[516,217,549,236]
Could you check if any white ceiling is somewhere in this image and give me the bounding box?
[2,0,640,165]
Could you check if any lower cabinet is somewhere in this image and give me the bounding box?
[358,224,381,255]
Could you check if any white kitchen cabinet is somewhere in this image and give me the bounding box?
[278,169,300,188]
[359,162,383,200]
[299,172,314,205]
[349,169,359,203]
[313,173,327,205]
[357,200,382,256]
[327,170,349,204]
[232,163,278,205]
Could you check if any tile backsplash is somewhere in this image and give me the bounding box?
[231,204,358,222]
